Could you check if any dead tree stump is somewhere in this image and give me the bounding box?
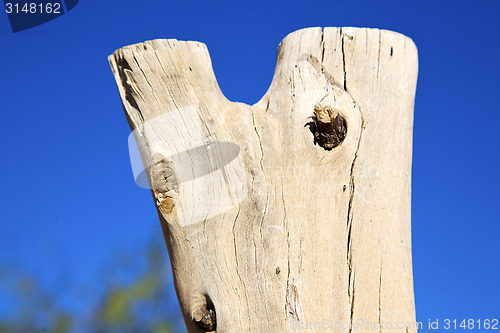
[109,27,419,333]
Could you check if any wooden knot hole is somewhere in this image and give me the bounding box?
[192,294,216,331]
[308,104,347,150]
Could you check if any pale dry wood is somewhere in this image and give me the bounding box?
[109,27,418,333]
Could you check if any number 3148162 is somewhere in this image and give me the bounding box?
[444,319,498,330]
[5,3,61,14]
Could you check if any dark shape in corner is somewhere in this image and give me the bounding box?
[5,0,79,33]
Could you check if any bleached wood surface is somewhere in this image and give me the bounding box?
[109,27,418,333]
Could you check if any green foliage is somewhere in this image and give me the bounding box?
[0,238,178,332]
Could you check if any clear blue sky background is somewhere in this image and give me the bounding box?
[0,0,499,330]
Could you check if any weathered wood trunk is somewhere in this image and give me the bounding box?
[109,27,418,333]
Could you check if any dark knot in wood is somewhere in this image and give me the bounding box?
[309,104,347,150]
[193,307,216,331]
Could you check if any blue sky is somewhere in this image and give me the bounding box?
[0,0,499,330]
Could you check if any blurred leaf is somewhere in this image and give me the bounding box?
[102,275,158,325]
[52,314,71,333]
[0,235,179,332]
[152,321,172,333]
[17,276,36,296]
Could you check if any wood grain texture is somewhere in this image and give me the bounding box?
[109,27,418,333]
